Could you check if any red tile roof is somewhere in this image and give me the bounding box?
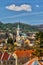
[23,58,35,65]
[14,50,34,58]
[2,52,9,60]
[0,52,12,60]
[39,61,43,65]
[0,53,2,59]
[23,57,43,65]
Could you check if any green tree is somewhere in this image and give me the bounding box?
[7,38,14,45]
[33,31,43,57]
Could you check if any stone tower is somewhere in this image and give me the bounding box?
[16,24,20,42]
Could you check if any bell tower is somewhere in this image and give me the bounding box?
[17,24,20,36]
[16,24,20,42]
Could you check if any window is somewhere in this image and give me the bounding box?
[3,61,6,65]
[10,61,13,65]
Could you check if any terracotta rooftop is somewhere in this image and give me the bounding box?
[23,57,43,65]
[2,52,9,60]
[14,50,34,58]
[0,52,14,60]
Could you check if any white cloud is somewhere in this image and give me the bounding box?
[36,5,39,7]
[6,4,32,11]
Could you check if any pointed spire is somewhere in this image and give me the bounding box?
[17,24,19,30]
[17,23,20,36]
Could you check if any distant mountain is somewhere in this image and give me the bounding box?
[35,24,43,31]
[37,24,43,28]
[0,22,43,32]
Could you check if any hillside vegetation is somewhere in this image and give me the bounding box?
[0,22,43,33]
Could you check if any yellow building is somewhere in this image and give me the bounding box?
[24,39,30,45]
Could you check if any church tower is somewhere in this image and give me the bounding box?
[16,24,20,42]
[17,24,20,36]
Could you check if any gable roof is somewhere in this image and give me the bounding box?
[23,57,43,65]
[0,52,14,60]
[2,52,9,60]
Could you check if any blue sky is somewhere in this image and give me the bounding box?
[0,0,43,25]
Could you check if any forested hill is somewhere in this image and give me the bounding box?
[0,22,43,32]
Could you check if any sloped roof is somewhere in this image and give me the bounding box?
[23,58,43,65]
[14,50,33,58]
[2,52,9,60]
[0,52,14,60]
[23,58,35,65]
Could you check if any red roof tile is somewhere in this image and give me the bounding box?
[2,52,9,60]
[23,58,35,65]
[23,57,42,65]
[0,52,13,60]
[0,53,2,59]
[14,50,33,58]
[39,61,43,65]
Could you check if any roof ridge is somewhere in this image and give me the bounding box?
[1,52,4,60]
